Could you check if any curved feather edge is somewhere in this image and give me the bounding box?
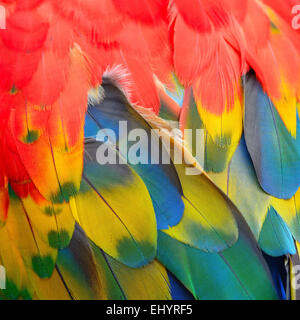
[157,225,279,300]
[71,137,157,268]
[56,225,171,300]
[85,78,184,230]
[135,103,239,252]
[244,72,300,199]
[209,137,271,240]
[258,207,296,257]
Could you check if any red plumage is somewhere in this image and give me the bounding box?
[0,0,299,209]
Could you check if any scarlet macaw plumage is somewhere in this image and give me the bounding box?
[0,0,299,300]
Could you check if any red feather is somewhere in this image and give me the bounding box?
[173,0,211,32]
[112,0,168,24]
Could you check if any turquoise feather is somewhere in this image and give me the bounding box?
[258,207,296,256]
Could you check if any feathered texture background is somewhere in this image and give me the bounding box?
[0,0,299,300]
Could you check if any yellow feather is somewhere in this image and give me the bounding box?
[272,81,297,137]
[4,196,57,279]
[71,168,157,267]
[196,90,243,147]
[21,195,75,250]
[30,269,72,300]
